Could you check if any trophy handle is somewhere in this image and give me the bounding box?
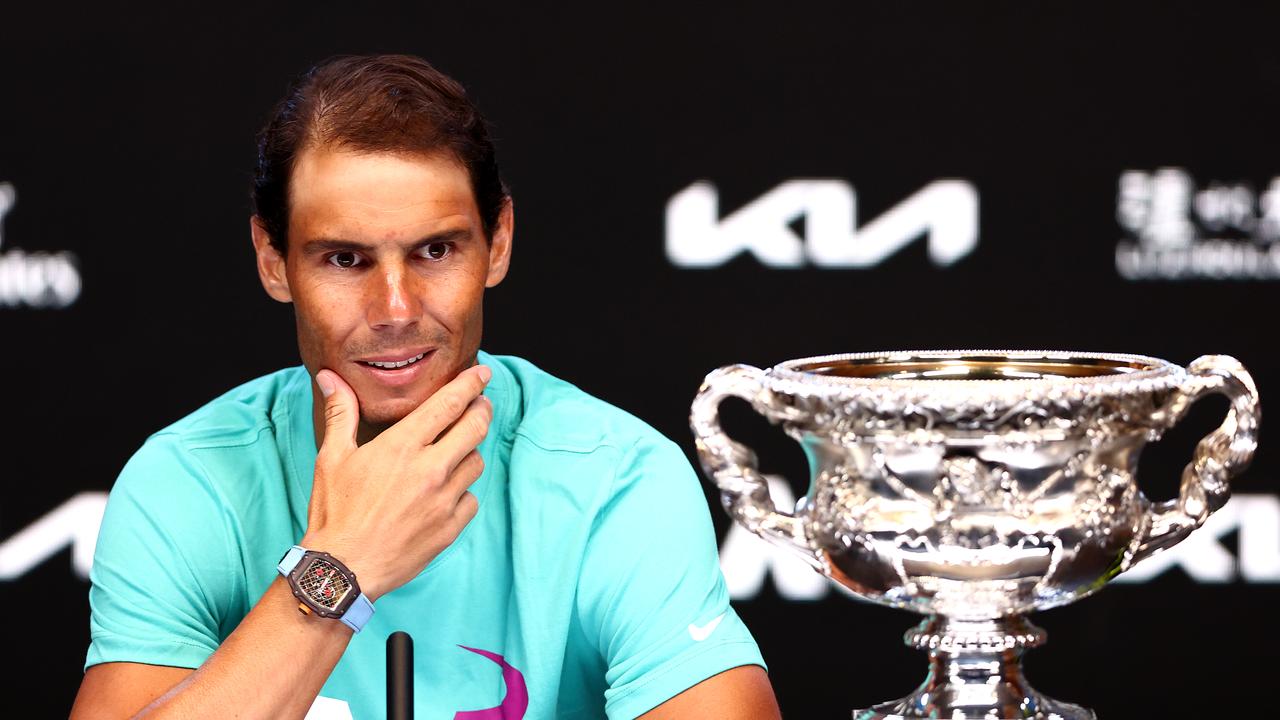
[690,364,819,568]
[1131,354,1261,565]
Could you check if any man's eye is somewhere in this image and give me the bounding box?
[328,252,361,268]
[422,243,451,260]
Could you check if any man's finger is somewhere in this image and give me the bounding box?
[443,449,485,495]
[316,369,359,460]
[452,491,479,527]
[431,396,492,470]
[400,364,492,442]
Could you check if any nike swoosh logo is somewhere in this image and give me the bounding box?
[454,646,529,720]
[688,612,726,642]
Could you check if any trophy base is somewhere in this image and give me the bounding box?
[852,616,1095,720]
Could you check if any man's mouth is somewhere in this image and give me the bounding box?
[358,352,428,370]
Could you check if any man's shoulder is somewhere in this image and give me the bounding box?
[109,366,308,519]
[146,366,308,454]
[489,353,673,457]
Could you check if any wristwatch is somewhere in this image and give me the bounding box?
[276,545,375,633]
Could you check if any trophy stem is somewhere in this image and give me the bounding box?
[853,615,1095,720]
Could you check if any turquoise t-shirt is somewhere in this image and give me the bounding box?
[86,352,763,719]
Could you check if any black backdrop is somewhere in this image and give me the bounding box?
[2,2,1277,717]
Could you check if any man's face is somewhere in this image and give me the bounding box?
[252,146,512,436]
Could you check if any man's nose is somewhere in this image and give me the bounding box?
[367,265,423,330]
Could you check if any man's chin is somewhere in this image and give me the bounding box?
[358,399,422,430]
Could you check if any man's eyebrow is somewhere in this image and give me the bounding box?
[301,228,474,254]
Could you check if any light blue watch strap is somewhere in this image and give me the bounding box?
[340,593,375,633]
[277,544,375,633]
[277,545,306,576]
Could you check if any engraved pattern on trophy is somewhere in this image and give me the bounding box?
[691,350,1261,720]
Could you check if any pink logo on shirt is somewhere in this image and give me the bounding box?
[453,646,528,720]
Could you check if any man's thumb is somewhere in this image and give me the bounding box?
[316,369,359,454]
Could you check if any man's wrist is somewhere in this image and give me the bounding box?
[280,541,378,630]
[296,533,389,601]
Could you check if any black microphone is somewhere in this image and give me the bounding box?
[387,631,414,720]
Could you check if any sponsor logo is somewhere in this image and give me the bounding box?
[666,179,979,268]
[688,612,726,642]
[0,492,105,580]
[454,646,528,720]
[717,477,1280,602]
[1113,493,1280,583]
[1115,167,1280,280]
[0,181,82,308]
[301,647,527,719]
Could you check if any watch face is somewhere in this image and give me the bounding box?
[297,556,354,612]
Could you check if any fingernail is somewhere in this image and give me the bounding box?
[477,365,492,383]
[316,372,335,398]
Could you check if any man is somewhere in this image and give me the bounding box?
[69,55,780,719]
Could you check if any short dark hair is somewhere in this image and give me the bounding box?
[252,54,508,252]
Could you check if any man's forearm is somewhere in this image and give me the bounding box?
[74,368,493,719]
[72,578,353,720]
[138,578,351,719]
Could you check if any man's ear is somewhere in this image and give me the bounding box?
[485,199,514,288]
[251,216,292,303]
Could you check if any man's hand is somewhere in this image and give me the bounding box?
[71,367,493,719]
[302,364,492,600]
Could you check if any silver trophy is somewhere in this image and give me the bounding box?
[691,351,1260,719]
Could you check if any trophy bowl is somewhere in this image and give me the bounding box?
[691,350,1260,719]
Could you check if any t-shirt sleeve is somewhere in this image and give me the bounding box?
[85,433,243,671]
[577,435,766,719]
